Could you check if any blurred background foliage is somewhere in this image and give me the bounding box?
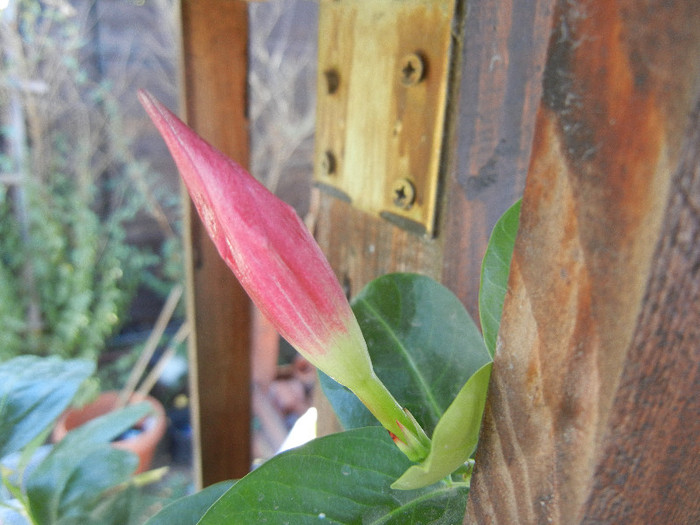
[0,0,182,363]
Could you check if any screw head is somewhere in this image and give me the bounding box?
[400,53,425,86]
[323,69,340,95]
[392,178,416,209]
[320,150,337,177]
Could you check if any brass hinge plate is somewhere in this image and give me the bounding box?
[314,0,455,236]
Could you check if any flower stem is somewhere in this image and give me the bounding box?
[351,373,431,462]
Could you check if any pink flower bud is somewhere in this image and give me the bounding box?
[138,90,375,390]
[139,90,429,462]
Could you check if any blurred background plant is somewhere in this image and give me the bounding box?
[0,0,182,366]
[0,355,190,525]
[0,0,191,514]
[248,0,317,216]
[0,0,325,511]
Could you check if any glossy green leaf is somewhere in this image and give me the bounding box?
[392,362,492,490]
[199,427,468,524]
[479,199,521,357]
[321,273,490,435]
[145,481,235,525]
[0,356,95,458]
[25,402,150,524]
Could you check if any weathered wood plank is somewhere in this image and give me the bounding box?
[179,0,252,488]
[442,0,554,315]
[464,1,700,522]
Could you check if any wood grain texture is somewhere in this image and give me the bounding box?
[313,0,553,430]
[314,0,455,235]
[464,1,700,523]
[180,0,252,488]
[580,95,700,525]
[443,0,554,316]
[314,0,553,318]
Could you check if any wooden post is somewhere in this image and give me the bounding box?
[442,0,554,311]
[464,1,700,522]
[312,0,553,433]
[179,0,251,488]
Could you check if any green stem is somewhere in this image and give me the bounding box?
[351,372,430,462]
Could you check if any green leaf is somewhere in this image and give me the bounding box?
[71,484,142,525]
[25,402,149,524]
[479,199,521,357]
[54,447,138,523]
[392,363,492,490]
[145,481,235,525]
[321,273,490,435]
[0,356,95,458]
[198,427,468,524]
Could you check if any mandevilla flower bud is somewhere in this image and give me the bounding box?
[138,90,429,462]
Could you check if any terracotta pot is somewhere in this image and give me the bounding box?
[52,391,167,474]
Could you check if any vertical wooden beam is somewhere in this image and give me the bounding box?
[179,0,251,487]
[464,1,700,522]
[442,0,554,313]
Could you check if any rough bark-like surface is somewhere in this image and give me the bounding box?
[580,97,700,525]
[464,1,700,523]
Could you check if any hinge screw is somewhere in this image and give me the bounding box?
[324,68,340,95]
[392,178,416,209]
[320,150,337,177]
[400,53,425,86]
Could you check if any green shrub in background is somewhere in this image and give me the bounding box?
[0,0,182,362]
[0,173,147,361]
